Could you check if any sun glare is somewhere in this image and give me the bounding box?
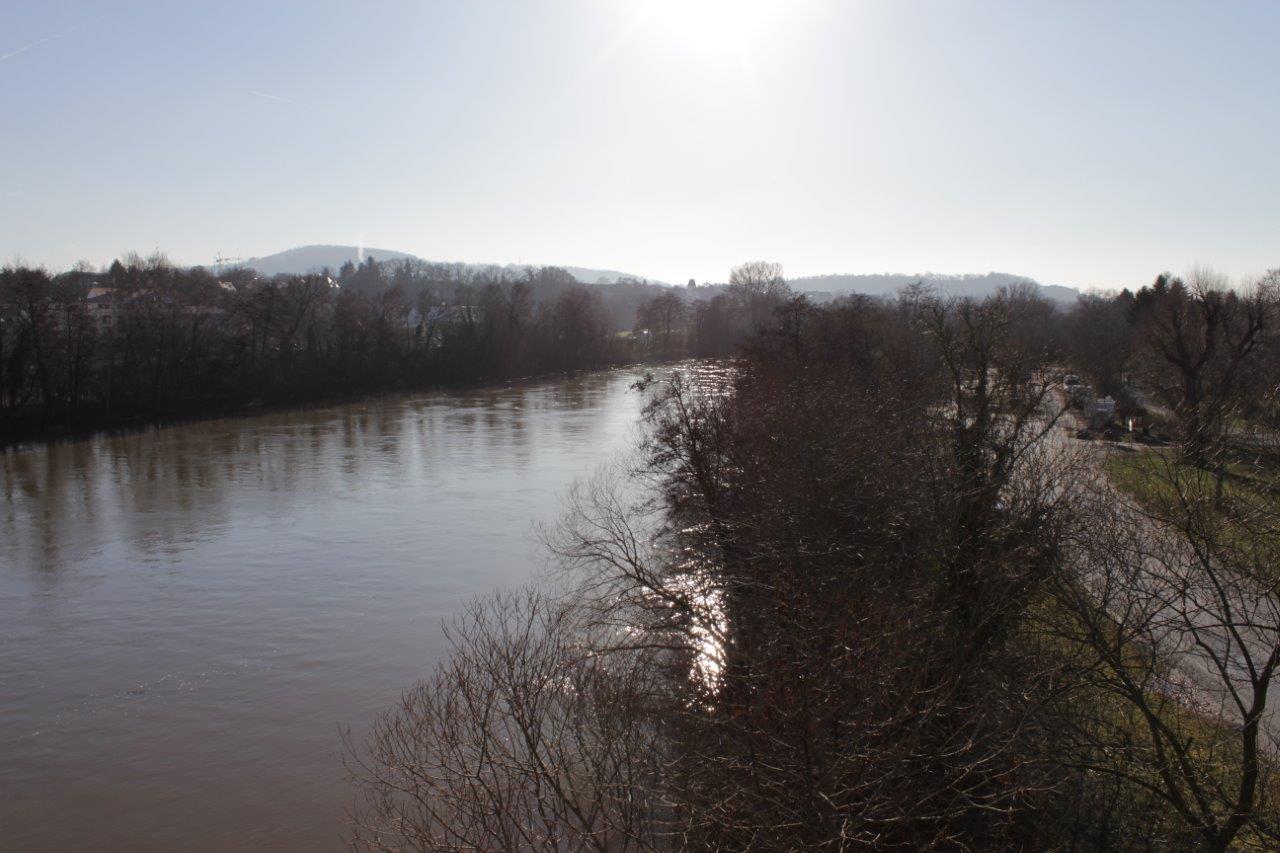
[638,0,788,60]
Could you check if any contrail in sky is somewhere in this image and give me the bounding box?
[0,33,65,63]
[249,90,305,107]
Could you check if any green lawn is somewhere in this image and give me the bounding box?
[1105,442,1280,525]
[1029,594,1280,849]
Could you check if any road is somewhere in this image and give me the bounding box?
[1036,388,1280,743]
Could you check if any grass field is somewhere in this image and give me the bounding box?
[1105,440,1280,524]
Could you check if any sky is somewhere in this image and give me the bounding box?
[2,0,1278,290]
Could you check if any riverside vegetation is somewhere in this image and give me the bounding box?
[0,256,780,444]
[349,265,1280,850]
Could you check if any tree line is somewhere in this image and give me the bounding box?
[351,266,1280,850]
[641,263,1280,470]
[0,254,804,444]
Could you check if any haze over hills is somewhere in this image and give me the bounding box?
[216,245,1079,303]
[216,245,656,285]
[788,272,1079,304]
[223,245,417,276]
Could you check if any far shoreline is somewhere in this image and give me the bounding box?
[0,354,707,453]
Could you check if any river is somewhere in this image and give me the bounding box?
[0,366,689,850]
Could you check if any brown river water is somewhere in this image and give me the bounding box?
[0,366,695,851]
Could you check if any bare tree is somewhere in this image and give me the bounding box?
[0,266,58,412]
[348,587,668,852]
[1135,269,1275,468]
[914,287,1069,667]
[728,261,790,331]
[1052,434,1280,851]
[1068,291,1133,397]
[634,290,688,355]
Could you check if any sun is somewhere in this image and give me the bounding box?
[637,0,788,61]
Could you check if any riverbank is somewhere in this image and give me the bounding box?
[0,354,702,451]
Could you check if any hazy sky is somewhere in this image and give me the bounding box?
[2,1,1277,289]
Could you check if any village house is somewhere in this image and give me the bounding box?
[85,287,117,329]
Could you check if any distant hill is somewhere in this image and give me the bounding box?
[558,266,657,284]
[215,245,657,284]
[497,264,661,284]
[220,245,416,277]
[214,248,1077,303]
[787,272,1078,304]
